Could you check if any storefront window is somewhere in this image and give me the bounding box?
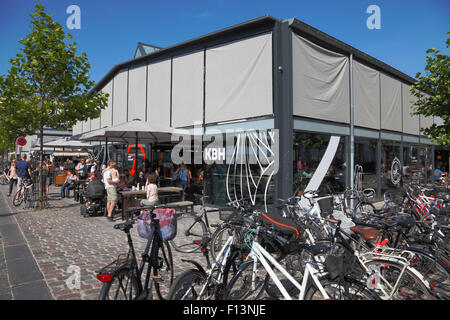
[354,137,378,193]
[293,132,346,195]
[381,140,401,194]
[203,133,275,210]
[403,145,426,185]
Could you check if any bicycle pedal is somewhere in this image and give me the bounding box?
[152,275,163,283]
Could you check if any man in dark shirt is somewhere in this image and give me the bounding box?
[15,154,32,189]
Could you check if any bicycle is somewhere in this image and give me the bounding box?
[321,218,435,300]
[167,210,259,300]
[12,179,33,207]
[0,168,10,185]
[224,212,379,300]
[169,194,225,253]
[97,205,174,300]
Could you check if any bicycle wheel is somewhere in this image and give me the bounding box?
[404,247,450,297]
[98,267,141,300]
[170,213,207,253]
[167,269,206,300]
[364,259,434,300]
[224,258,270,300]
[12,189,23,207]
[153,240,174,300]
[304,275,380,300]
[210,225,243,259]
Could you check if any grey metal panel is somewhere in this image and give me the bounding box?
[293,118,349,136]
[72,121,82,136]
[354,127,379,139]
[380,131,402,142]
[420,115,433,133]
[204,118,274,134]
[402,83,420,135]
[380,73,402,132]
[127,64,147,121]
[434,116,444,126]
[112,69,128,125]
[171,50,204,128]
[353,60,380,129]
[205,33,273,124]
[403,134,420,143]
[147,59,172,127]
[100,80,113,128]
[90,115,100,131]
[292,34,350,124]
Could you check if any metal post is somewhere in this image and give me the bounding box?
[349,53,355,192]
[273,20,293,209]
[135,132,138,181]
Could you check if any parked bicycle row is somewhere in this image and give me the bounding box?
[95,181,449,300]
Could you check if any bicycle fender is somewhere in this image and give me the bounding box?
[181,259,206,276]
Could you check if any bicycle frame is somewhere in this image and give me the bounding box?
[247,240,330,300]
[196,235,235,299]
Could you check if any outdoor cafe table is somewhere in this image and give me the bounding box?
[118,187,184,220]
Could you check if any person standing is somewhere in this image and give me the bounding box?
[7,159,18,196]
[174,163,191,190]
[103,160,120,222]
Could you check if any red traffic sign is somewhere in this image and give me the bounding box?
[17,137,27,146]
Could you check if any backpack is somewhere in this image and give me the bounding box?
[137,208,177,241]
[86,179,106,199]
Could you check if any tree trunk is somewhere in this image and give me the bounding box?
[39,125,44,210]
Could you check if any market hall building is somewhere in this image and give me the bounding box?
[72,16,449,207]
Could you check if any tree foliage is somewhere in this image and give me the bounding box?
[0,2,108,207]
[411,33,449,146]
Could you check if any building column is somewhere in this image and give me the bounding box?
[273,20,294,204]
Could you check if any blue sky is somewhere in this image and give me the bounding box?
[0,0,448,83]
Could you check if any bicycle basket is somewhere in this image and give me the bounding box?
[137,208,177,241]
[219,208,238,221]
[316,196,334,216]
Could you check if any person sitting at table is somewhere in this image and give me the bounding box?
[133,169,145,187]
[61,170,78,199]
[141,174,159,206]
[122,169,134,188]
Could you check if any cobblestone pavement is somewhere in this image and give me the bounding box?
[0,184,219,300]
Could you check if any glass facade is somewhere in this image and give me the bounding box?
[381,140,401,194]
[402,144,427,185]
[293,131,346,195]
[354,137,378,192]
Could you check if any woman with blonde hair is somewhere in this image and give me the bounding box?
[7,159,18,196]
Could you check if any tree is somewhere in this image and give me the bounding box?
[0,3,108,209]
[410,33,449,146]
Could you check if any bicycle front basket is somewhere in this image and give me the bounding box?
[137,208,177,241]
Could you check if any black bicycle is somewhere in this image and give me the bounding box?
[97,205,174,300]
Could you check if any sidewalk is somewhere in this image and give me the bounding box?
[0,190,53,299]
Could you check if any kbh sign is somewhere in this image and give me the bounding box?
[171,127,279,176]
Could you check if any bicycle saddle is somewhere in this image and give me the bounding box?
[349,225,380,241]
[114,220,134,231]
